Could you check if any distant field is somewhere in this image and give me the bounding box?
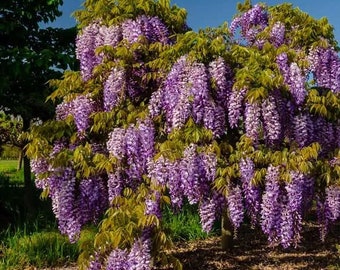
[0,159,18,172]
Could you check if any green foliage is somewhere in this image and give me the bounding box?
[75,0,187,33]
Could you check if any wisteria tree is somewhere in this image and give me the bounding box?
[27,0,340,269]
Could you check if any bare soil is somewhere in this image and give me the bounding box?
[163,221,340,270]
[37,221,339,270]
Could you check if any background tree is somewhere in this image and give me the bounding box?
[27,0,340,269]
[0,0,77,190]
[0,112,22,167]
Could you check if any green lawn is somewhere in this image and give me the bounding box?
[0,159,18,172]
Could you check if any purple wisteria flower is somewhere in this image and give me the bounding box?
[262,95,282,145]
[106,249,129,270]
[325,185,340,221]
[229,4,268,44]
[308,47,340,93]
[261,165,282,244]
[244,102,262,143]
[103,67,126,111]
[228,88,247,128]
[79,177,108,224]
[127,231,152,270]
[227,185,244,234]
[72,94,95,134]
[239,158,261,227]
[270,21,285,47]
[289,63,307,105]
[293,113,312,148]
[208,57,233,110]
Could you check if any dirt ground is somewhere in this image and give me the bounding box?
[38,221,339,270]
[164,221,340,270]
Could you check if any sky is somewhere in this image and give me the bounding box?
[51,0,340,42]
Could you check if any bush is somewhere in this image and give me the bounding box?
[0,145,20,160]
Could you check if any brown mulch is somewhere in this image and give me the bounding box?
[162,221,340,270]
[37,221,339,270]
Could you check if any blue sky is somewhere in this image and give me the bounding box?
[52,0,340,42]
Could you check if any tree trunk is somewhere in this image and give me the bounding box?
[17,150,23,171]
[22,117,37,220]
[221,209,234,251]
[22,118,31,187]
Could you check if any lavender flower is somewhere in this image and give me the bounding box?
[209,57,233,109]
[227,185,244,233]
[106,249,129,270]
[72,95,95,134]
[107,128,126,159]
[261,165,282,244]
[228,88,247,128]
[244,102,262,143]
[239,158,261,227]
[270,21,285,47]
[199,196,217,233]
[230,4,268,44]
[128,232,152,270]
[325,185,340,221]
[308,47,340,93]
[262,95,282,145]
[79,177,108,225]
[289,63,307,105]
[103,67,126,111]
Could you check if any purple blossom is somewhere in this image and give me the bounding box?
[228,88,247,128]
[55,100,73,121]
[261,165,282,244]
[180,144,203,204]
[122,15,169,45]
[72,95,95,134]
[88,252,103,270]
[239,158,261,227]
[167,160,184,209]
[230,4,268,44]
[293,113,312,148]
[52,168,81,243]
[325,185,340,221]
[103,67,126,111]
[227,185,244,232]
[317,197,330,242]
[308,47,340,93]
[270,21,285,47]
[289,63,307,105]
[147,155,169,186]
[145,192,161,219]
[280,171,305,248]
[128,232,152,270]
[106,249,129,270]
[199,196,217,233]
[276,53,290,82]
[108,170,124,203]
[208,57,233,110]
[107,128,126,159]
[262,95,282,145]
[76,22,101,81]
[78,177,108,225]
[244,102,262,143]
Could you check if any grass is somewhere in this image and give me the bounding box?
[162,202,218,242]
[0,160,23,186]
[0,226,80,270]
[0,160,18,172]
